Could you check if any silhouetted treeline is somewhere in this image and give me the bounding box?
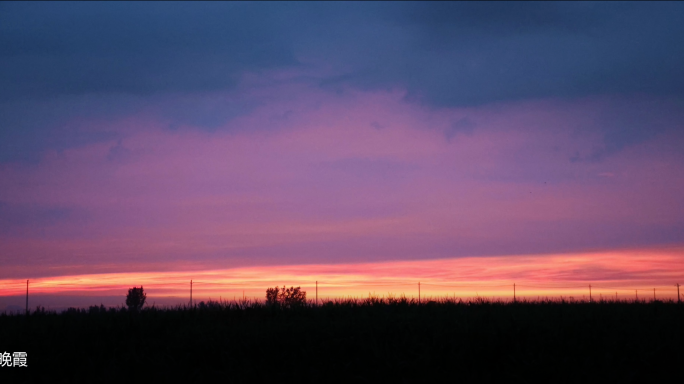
[2,297,683,383]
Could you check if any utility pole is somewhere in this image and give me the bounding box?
[513,283,516,303]
[26,280,29,315]
[589,284,592,303]
[418,282,421,304]
[676,283,681,304]
[316,281,318,306]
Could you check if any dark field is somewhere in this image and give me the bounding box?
[2,298,683,383]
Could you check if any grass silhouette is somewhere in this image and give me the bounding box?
[1,296,683,383]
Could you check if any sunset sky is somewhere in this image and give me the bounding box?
[1,2,684,308]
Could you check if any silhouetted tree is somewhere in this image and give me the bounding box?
[265,286,306,308]
[281,286,306,307]
[266,286,280,306]
[126,286,147,311]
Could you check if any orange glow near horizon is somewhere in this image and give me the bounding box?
[2,247,683,306]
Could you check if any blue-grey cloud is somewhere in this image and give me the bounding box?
[3,2,683,103]
[0,201,77,236]
[445,117,477,141]
[0,2,297,99]
[0,95,129,162]
[572,97,684,162]
[2,2,684,163]
[313,2,684,106]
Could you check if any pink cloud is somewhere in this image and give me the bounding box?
[0,86,683,281]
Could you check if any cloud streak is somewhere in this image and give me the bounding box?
[1,247,682,309]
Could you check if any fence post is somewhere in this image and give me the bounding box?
[26,280,29,315]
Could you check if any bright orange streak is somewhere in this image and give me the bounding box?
[1,247,683,304]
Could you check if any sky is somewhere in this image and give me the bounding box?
[1,2,684,308]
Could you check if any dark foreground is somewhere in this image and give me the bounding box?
[2,298,683,383]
